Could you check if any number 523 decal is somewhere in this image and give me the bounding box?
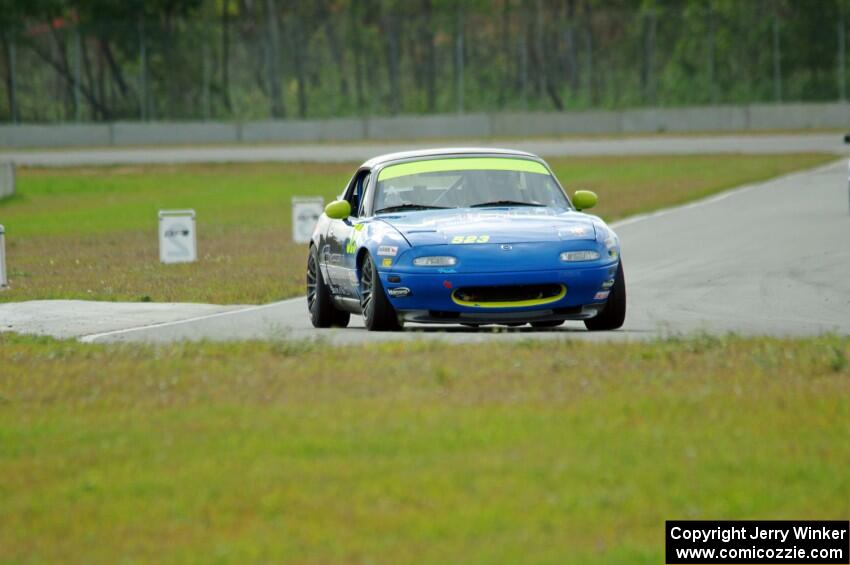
[451,235,490,244]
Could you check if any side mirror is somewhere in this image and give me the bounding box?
[325,200,351,220]
[572,190,598,211]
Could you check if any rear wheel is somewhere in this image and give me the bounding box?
[360,253,403,331]
[584,260,626,331]
[531,320,564,328]
[307,246,350,328]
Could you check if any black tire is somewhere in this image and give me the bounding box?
[584,260,626,331]
[307,246,350,328]
[531,320,564,328]
[360,253,403,331]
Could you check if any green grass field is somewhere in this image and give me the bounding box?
[1,154,846,563]
[1,333,848,563]
[0,153,832,304]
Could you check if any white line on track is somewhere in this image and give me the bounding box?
[78,296,305,343]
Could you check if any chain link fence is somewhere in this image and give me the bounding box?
[0,2,847,123]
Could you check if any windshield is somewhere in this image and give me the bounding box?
[373,157,570,214]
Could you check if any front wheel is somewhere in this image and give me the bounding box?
[584,260,626,331]
[307,246,350,328]
[360,253,403,331]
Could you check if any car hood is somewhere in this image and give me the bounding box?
[377,207,599,246]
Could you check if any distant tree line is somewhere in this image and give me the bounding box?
[1,0,848,123]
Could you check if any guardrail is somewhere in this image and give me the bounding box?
[2,103,850,149]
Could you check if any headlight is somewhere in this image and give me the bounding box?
[413,256,457,266]
[595,223,618,248]
[560,250,600,262]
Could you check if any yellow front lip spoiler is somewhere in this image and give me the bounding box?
[450,284,567,309]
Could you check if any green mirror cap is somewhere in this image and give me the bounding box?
[325,200,351,220]
[572,190,598,211]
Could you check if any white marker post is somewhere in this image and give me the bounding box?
[0,224,7,289]
[158,210,197,264]
[0,162,14,199]
[291,197,324,244]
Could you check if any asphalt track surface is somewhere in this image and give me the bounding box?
[2,133,849,167]
[59,158,847,344]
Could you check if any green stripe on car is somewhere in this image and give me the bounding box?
[378,157,549,181]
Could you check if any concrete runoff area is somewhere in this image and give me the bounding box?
[2,159,848,344]
[0,301,245,340]
[1,133,849,167]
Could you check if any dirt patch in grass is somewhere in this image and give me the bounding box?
[5,228,307,303]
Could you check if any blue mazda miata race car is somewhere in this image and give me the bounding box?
[307,148,625,331]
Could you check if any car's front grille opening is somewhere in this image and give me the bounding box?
[553,306,583,316]
[452,283,565,307]
[428,310,460,319]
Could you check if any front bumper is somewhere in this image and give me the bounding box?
[380,261,618,324]
[399,305,605,325]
